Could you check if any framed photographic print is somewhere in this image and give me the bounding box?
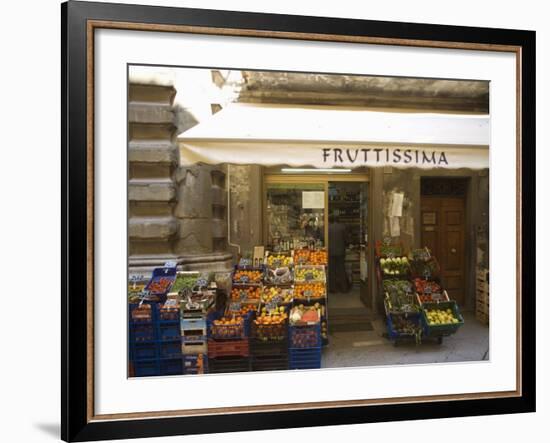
[62,1,536,441]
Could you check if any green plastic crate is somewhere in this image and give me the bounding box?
[420,300,464,338]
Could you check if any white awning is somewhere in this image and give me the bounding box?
[178,104,490,169]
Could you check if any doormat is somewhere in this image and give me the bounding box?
[330,322,374,333]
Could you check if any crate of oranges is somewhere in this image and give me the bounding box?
[208,311,252,340]
[294,282,326,300]
[230,286,261,302]
[232,268,263,285]
[308,249,328,265]
[252,306,289,342]
[293,249,311,265]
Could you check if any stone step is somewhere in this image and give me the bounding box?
[128,140,177,164]
[129,216,178,240]
[128,102,174,124]
[128,83,176,105]
[128,179,176,202]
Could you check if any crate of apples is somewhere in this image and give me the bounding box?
[294,265,326,283]
[425,308,459,325]
[261,286,293,304]
[265,253,293,268]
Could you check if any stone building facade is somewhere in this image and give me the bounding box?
[128,70,489,311]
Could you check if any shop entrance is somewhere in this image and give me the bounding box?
[264,172,371,335]
[421,178,468,305]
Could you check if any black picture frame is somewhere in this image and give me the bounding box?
[62,1,536,441]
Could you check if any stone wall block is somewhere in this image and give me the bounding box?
[129,180,176,202]
[129,216,178,239]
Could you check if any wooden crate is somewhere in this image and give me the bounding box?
[476,310,489,325]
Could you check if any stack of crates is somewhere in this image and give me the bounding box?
[250,339,288,371]
[288,322,322,370]
[476,269,489,325]
[182,353,207,375]
[181,314,208,374]
[129,302,160,377]
[158,300,183,375]
[207,311,251,374]
[250,310,289,371]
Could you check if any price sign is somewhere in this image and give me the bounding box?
[239,290,248,301]
[239,275,250,283]
[383,237,392,246]
[196,278,208,288]
[228,301,241,312]
[424,286,432,295]
[138,290,150,306]
[272,294,283,304]
[272,258,281,267]
[239,258,251,267]
[129,274,144,290]
[266,301,278,313]
[164,260,178,269]
[303,289,314,301]
[431,292,443,302]
[304,272,315,281]
[423,269,431,280]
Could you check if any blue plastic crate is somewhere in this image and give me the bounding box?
[158,322,181,342]
[159,341,181,359]
[386,312,422,341]
[132,342,159,360]
[289,347,321,370]
[130,323,157,343]
[129,302,159,325]
[133,359,160,377]
[289,323,321,348]
[159,358,183,376]
[145,267,177,297]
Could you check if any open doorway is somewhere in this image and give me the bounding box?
[327,181,372,333]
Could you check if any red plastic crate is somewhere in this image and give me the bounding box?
[207,339,249,358]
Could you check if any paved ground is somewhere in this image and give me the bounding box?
[323,288,489,368]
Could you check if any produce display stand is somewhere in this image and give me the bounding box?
[376,247,466,346]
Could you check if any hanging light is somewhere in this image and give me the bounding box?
[281,168,352,173]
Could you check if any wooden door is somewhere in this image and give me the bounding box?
[421,197,466,305]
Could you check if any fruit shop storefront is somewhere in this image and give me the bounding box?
[178,104,490,310]
[128,104,490,377]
